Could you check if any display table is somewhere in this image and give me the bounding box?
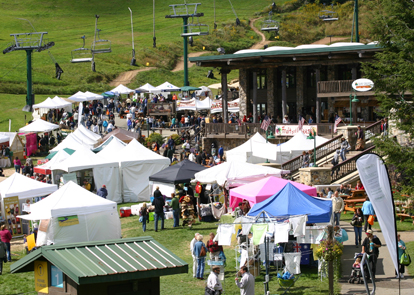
[0,158,11,168]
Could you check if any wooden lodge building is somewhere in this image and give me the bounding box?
[190,42,382,124]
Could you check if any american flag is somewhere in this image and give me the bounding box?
[260,115,271,130]
[298,116,306,131]
[334,116,342,133]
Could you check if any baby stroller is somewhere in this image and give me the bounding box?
[348,253,367,284]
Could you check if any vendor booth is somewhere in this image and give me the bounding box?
[192,161,288,188]
[19,119,60,133]
[149,159,207,196]
[51,146,122,203]
[93,135,126,155]
[136,83,157,93]
[110,84,135,95]
[0,132,25,161]
[0,173,58,236]
[100,139,170,202]
[34,149,72,175]
[18,181,121,246]
[229,176,318,209]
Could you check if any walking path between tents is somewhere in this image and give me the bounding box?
[339,220,414,294]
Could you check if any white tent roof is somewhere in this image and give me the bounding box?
[195,86,212,97]
[52,146,118,172]
[21,181,117,220]
[76,125,102,141]
[51,133,88,152]
[193,161,286,188]
[19,119,60,133]
[36,150,71,172]
[67,91,90,102]
[136,83,157,93]
[51,96,72,108]
[155,81,181,92]
[97,136,127,159]
[196,97,212,110]
[0,134,9,144]
[84,91,104,100]
[279,131,329,152]
[33,97,61,109]
[110,139,170,168]
[0,172,58,200]
[110,84,135,94]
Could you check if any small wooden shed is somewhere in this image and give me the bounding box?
[11,236,188,295]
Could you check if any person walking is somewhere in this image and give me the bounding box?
[0,225,12,262]
[362,197,375,232]
[152,187,165,232]
[235,266,255,295]
[171,193,180,228]
[361,229,382,280]
[13,157,21,173]
[139,203,149,232]
[332,191,344,226]
[193,234,207,280]
[190,233,200,278]
[340,138,349,161]
[352,208,364,247]
[396,233,406,279]
[205,266,223,295]
[206,232,223,261]
[0,239,7,274]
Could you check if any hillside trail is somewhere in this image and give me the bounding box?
[109,67,156,87]
[172,51,211,72]
[249,17,272,49]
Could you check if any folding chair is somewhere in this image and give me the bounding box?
[276,252,302,294]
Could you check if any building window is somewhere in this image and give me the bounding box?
[338,65,353,80]
[250,69,267,90]
[307,66,327,87]
[279,67,296,88]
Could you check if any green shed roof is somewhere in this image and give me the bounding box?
[11,236,188,285]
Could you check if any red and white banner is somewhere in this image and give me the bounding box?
[274,125,318,136]
[356,154,399,275]
[334,116,342,133]
[211,99,240,113]
[176,98,196,111]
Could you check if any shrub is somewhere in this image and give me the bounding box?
[145,132,165,147]
[171,133,182,146]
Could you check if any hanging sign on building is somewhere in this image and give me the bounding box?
[352,78,374,92]
[275,125,318,136]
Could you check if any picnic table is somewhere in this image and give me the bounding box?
[396,213,414,224]
[344,198,365,213]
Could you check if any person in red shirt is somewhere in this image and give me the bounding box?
[206,232,223,261]
[0,225,12,262]
[355,180,364,190]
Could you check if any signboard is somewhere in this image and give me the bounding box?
[274,125,318,136]
[62,173,78,185]
[352,78,374,92]
[211,99,240,113]
[34,260,49,293]
[176,99,196,111]
[50,265,64,288]
[39,219,50,232]
[3,196,23,235]
[58,215,79,227]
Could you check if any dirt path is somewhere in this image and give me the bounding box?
[109,67,156,87]
[172,51,211,72]
[249,17,272,50]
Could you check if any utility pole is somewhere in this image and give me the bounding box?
[327,224,334,295]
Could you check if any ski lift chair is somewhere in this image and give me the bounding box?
[181,23,209,37]
[71,36,93,63]
[318,10,338,21]
[92,29,111,54]
[261,20,280,32]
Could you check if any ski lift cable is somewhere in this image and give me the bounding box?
[228,0,239,19]
[0,57,27,79]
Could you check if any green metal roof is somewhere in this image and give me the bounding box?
[11,236,188,285]
[180,86,201,91]
[189,44,381,63]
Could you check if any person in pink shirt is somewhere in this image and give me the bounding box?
[0,225,12,262]
[13,157,21,173]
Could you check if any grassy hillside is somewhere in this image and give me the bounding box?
[0,0,280,94]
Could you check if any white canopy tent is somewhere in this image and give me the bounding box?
[84,91,104,100]
[34,150,72,175]
[226,132,279,164]
[51,146,122,203]
[33,97,61,109]
[0,134,9,144]
[155,81,181,92]
[76,124,101,142]
[195,86,212,98]
[19,181,121,247]
[97,136,127,159]
[99,139,170,202]
[67,91,90,102]
[0,173,58,230]
[136,83,157,93]
[192,161,288,189]
[110,84,135,95]
[19,119,60,133]
[254,131,330,162]
[51,96,73,107]
[196,97,212,110]
[50,133,89,152]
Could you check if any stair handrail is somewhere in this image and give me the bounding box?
[330,146,376,183]
[281,133,343,174]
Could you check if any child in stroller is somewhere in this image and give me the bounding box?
[348,254,365,284]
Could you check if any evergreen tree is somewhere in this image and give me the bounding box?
[362,0,414,194]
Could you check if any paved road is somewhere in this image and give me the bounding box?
[339,220,414,295]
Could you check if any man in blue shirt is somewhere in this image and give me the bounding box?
[97,185,108,199]
[218,146,224,161]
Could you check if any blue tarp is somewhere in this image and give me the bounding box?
[247,183,332,223]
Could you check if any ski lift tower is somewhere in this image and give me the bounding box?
[166,3,208,86]
[3,31,55,112]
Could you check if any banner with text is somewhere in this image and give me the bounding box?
[275,125,318,136]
